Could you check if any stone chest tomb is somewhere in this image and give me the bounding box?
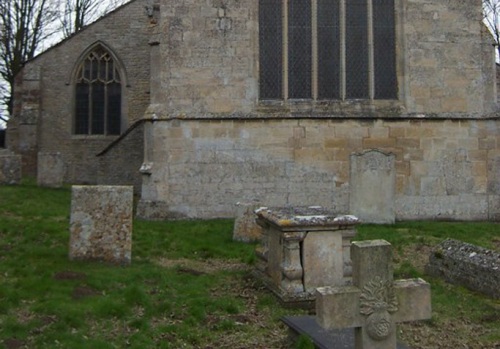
[254,206,358,306]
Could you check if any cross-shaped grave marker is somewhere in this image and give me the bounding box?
[316,240,431,349]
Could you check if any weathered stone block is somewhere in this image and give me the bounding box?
[303,231,344,292]
[349,150,396,224]
[254,206,358,306]
[0,150,21,185]
[37,152,65,188]
[426,239,500,299]
[69,185,133,265]
[232,202,263,242]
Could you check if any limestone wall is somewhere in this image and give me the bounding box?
[137,0,500,220]
[138,118,500,220]
[148,0,496,118]
[405,0,496,114]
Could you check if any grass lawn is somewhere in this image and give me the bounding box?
[0,181,499,348]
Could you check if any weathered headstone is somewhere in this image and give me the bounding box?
[69,185,133,265]
[232,202,263,242]
[316,240,431,348]
[37,152,65,188]
[254,206,358,306]
[349,150,395,224]
[0,149,21,185]
[426,239,500,299]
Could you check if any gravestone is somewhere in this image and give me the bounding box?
[349,150,395,224]
[37,152,65,188]
[316,240,431,349]
[285,240,431,348]
[426,239,500,299]
[254,206,358,307]
[0,149,21,185]
[232,202,263,242]
[69,185,133,265]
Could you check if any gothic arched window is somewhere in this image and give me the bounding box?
[74,46,122,135]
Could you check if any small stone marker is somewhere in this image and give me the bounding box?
[69,185,133,265]
[232,202,263,242]
[37,152,65,188]
[316,240,431,349]
[0,149,21,185]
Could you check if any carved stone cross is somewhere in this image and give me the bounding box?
[316,240,431,349]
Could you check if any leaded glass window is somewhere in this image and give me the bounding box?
[259,0,397,101]
[74,46,122,135]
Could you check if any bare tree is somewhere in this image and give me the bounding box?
[60,0,101,37]
[0,0,59,119]
[484,0,500,61]
[60,0,128,38]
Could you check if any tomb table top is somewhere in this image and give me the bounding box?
[255,206,359,232]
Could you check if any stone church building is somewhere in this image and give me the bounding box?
[6,0,500,222]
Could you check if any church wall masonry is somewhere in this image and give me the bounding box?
[138,118,500,220]
[7,0,500,221]
[137,0,500,220]
[8,0,152,188]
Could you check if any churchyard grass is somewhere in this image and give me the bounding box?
[0,181,499,348]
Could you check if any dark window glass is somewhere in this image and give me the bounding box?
[91,82,105,134]
[373,0,397,99]
[75,83,89,134]
[259,0,283,99]
[258,0,396,102]
[318,0,341,100]
[107,83,122,135]
[288,0,312,99]
[74,46,122,135]
[346,0,369,99]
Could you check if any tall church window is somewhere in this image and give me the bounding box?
[259,0,397,101]
[74,46,122,135]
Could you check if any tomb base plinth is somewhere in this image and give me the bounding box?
[254,206,358,308]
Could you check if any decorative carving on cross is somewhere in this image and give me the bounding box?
[360,276,399,341]
[316,240,431,349]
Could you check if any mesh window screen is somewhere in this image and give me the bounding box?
[258,0,396,102]
[346,0,369,99]
[259,0,283,99]
[288,0,312,99]
[317,0,340,100]
[373,0,397,99]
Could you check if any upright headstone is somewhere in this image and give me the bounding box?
[316,240,431,349]
[37,152,65,188]
[0,149,21,185]
[69,185,133,265]
[350,150,395,224]
[233,202,263,242]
